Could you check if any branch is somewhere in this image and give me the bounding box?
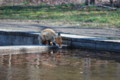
[81,4,117,11]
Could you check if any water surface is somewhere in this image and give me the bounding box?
[0,49,120,80]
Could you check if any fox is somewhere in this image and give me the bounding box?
[40,28,62,48]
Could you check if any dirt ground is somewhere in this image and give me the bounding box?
[0,20,120,39]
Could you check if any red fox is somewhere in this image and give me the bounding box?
[40,29,62,48]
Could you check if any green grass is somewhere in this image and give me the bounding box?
[0,5,120,27]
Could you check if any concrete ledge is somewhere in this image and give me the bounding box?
[0,31,40,46]
[0,30,120,53]
[0,45,57,55]
[0,31,59,55]
[61,33,120,52]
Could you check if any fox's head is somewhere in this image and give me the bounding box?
[55,32,62,48]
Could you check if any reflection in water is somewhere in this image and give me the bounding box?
[0,49,120,80]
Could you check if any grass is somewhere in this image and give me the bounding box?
[0,4,120,28]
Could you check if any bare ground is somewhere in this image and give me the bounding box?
[0,20,120,39]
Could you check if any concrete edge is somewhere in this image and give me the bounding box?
[61,33,120,52]
[0,45,58,55]
[0,31,119,54]
[0,30,39,37]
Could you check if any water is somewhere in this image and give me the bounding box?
[0,49,120,80]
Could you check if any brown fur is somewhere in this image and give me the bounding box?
[40,29,62,47]
[55,36,62,48]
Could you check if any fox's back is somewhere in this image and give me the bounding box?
[41,29,56,41]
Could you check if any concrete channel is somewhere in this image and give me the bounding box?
[0,31,120,54]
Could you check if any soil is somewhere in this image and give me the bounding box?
[0,20,120,39]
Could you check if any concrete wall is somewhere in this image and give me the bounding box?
[61,33,120,52]
[0,31,120,53]
[0,31,58,55]
[0,31,41,46]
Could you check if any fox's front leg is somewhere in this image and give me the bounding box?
[42,40,49,45]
